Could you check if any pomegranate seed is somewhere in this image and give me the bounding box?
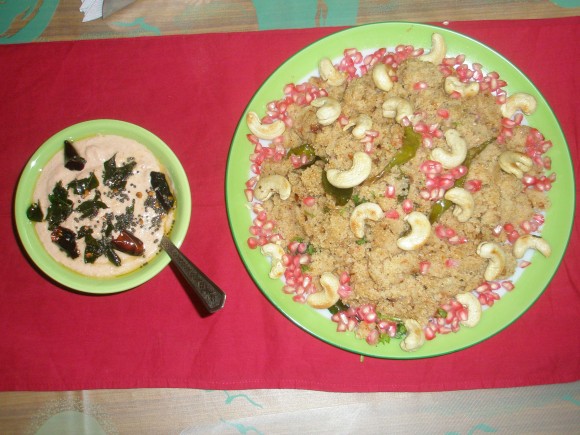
[366,329,380,345]
[533,213,545,225]
[247,237,258,249]
[419,261,431,275]
[464,179,482,192]
[445,258,459,268]
[420,160,443,175]
[385,209,400,219]
[424,327,436,340]
[507,230,520,244]
[302,196,316,206]
[413,81,428,91]
[502,281,515,291]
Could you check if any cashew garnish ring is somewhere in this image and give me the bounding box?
[253,174,291,201]
[350,202,384,238]
[246,111,286,140]
[400,319,425,352]
[311,96,342,126]
[372,63,394,92]
[498,151,533,179]
[318,57,347,87]
[431,129,468,169]
[500,92,537,119]
[444,187,474,223]
[455,293,482,328]
[261,243,286,279]
[397,211,431,251]
[382,97,414,125]
[326,152,373,189]
[306,272,340,309]
[477,242,507,282]
[513,235,551,259]
[419,33,447,65]
[444,76,480,98]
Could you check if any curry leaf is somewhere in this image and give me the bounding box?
[46,181,73,230]
[103,154,136,191]
[76,190,108,219]
[67,172,99,195]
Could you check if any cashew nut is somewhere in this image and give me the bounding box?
[500,92,537,119]
[326,152,373,189]
[397,212,431,251]
[253,174,291,201]
[344,114,373,139]
[372,63,394,92]
[431,129,467,169]
[444,76,480,98]
[307,272,340,309]
[311,96,342,126]
[419,33,447,65]
[400,319,425,352]
[318,57,347,87]
[498,151,533,179]
[513,235,551,259]
[350,202,384,239]
[477,242,506,281]
[246,111,286,140]
[444,187,474,222]
[261,243,286,279]
[382,97,414,124]
[455,292,482,328]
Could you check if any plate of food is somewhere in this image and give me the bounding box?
[225,22,574,358]
[15,119,191,294]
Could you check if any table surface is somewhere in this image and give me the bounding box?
[1,1,579,434]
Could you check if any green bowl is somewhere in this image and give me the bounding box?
[226,22,575,358]
[15,119,192,294]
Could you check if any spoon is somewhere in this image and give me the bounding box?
[160,235,226,313]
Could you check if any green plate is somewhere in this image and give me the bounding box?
[225,22,575,358]
[15,119,192,294]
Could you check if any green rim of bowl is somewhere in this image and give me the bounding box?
[225,22,575,358]
[15,119,192,294]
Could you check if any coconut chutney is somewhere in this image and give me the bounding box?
[29,134,175,277]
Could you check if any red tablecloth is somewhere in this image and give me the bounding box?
[1,17,578,392]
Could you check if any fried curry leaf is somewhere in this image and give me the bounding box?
[77,226,104,264]
[64,140,86,171]
[46,181,73,230]
[150,171,175,212]
[104,244,121,267]
[76,190,108,219]
[50,226,79,259]
[328,300,350,315]
[67,172,99,195]
[26,200,44,222]
[369,126,422,184]
[103,154,136,191]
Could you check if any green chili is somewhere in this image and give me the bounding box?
[369,126,422,184]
